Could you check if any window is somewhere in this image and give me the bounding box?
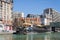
[4,0,9,2]
[0,25,3,28]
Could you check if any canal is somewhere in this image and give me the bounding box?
[0,32,60,40]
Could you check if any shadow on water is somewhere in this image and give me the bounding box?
[0,32,60,40]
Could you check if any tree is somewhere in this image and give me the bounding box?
[12,18,25,30]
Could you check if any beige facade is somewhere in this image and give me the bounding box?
[12,17,41,28]
[12,12,24,19]
[0,0,13,25]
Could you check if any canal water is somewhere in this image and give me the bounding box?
[0,32,60,40]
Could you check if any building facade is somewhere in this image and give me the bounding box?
[12,12,24,28]
[24,17,41,26]
[27,14,40,18]
[43,8,60,25]
[39,15,44,25]
[12,12,24,19]
[13,17,41,28]
[27,14,41,23]
[0,0,13,25]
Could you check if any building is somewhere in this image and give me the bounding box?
[13,17,41,28]
[43,8,60,25]
[23,14,41,27]
[0,0,13,25]
[12,12,24,19]
[24,17,41,26]
[27,14,40,18]
[27,14,44,25]
[39,15,44,25]
[12,12,24,29]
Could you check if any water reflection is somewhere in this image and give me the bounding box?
[25,32,60,40]
[44,32,60,40]
[0,34,13,40]
[44,33,51,40]
[0,32,60,40]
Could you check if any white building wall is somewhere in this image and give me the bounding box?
[0,0,13,25]
[44,18,47,25]
[21,12,24,17]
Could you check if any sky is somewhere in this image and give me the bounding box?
[13,0,60,16]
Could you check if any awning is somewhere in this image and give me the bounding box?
[23,23,31,25]
[36,25,43,27]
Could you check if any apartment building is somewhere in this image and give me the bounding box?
[24,17,41,26]
[26,14,41,26]
[27,14,40,18]
[43,8,60,25]
[0,0,13,25]
[13,17,41,28]
[12,12,24,28]
[12,12,24,19]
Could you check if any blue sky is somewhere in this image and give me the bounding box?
[13,0,60,16]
